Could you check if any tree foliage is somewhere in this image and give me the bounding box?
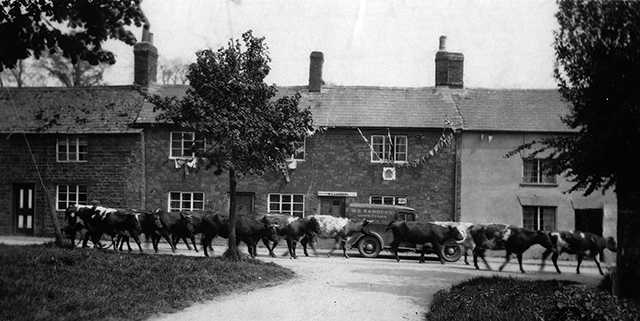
[159,57,189,85]
[0,0,146,72]
[0,59,45,87]
[507,0,640,196]
[146,30,314,257]
[508,0,640,298]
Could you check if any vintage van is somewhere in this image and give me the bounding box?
[345,203,462,261]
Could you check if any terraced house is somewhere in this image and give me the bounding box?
[0,33,616,248]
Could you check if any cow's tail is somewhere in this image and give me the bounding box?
[386,220,397,232]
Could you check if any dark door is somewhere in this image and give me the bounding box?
[575,209,603,236]
[234,193,254,215]
[14,184,35,235]
[320,197,345,217]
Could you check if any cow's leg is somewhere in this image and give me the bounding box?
[188,236,198,252]
[202,235,212,257]
[127,229,144,253]
[286,238,298,259]
[540,248,553,271]
[498,251,513,272]
[551,251,562,274]
[463,246,470,265]
[389,240,401,263]
[341,239,349,259]
[576,253,584,274]
[263,237,277,258]
[593,253,604,275]
[158,230,175,253]
[516,254,525,273]
[432,240,445,264]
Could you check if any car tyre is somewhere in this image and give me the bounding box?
[357,235,381,258]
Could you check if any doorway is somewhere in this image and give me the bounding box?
[575,208,603,236]
[319,197,345,217]
[13,184,35,235]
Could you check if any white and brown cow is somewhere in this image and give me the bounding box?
[470,223,554,273]
[540,230,617,275]
[306,215,372,259]
[433,221,475,265]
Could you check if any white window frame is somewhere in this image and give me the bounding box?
[268,193,305,217]
[522,158,556,184]
[370,195,407,206]
[370,135,408,163]
[288,139,306,161]
[56,184,88,210]
[522,206,557,231]
[168,191,205,212]
[170,132,206,159]
[57,136,88,162]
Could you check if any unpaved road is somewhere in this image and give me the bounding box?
[148,244,604,321]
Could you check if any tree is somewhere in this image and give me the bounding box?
[0,0,146,72]
[508,0,640,298]
[0,58,44,87]
[1,0,146,246]
[146,30,314,260]
[159,57,189,85]
[36,53,108,87]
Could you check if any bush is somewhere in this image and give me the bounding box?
[425,276,640,321]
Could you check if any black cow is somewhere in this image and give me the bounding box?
[200,214,278,258]
[115,210,176,253]
[470,223,554,273]
[386,221,465,264]
[540,230,617,275]
[151,210,197,251]
[280,217,320,259]
[254,213,300,257]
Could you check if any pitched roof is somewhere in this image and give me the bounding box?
[0,86,144,134]
[136,84,464,130]
[452,89,574,132]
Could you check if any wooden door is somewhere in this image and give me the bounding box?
[14,184,35,235]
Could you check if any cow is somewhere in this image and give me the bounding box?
[306,215,372,259]
[432,221,476,265]
[540,230,617,275]
[64,204,106,248]
[114,210,176,253]
[254,213,300,257]
[470,223,554,273]
[70,205,144,252]
[200,214,278,258]
[151,210,197,252]
[280,217,321,259]
[169,211,209,252]
[386,221,465,264]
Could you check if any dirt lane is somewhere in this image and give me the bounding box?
[148,245,604,321]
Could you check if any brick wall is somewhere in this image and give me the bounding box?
[0,133,144,236]
[144,127,457,222]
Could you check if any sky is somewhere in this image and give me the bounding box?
[103,0,560,89]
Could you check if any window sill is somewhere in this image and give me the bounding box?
[520,183,559,188]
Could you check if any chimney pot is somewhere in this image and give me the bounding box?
[439,36,447,51]
[309,51,324,93]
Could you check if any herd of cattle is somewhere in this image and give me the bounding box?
[63,204,617,275]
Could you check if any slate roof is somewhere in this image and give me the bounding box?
[136,84,464,130]
[2,84,574,134]
[452,88,573,133]
[0,86,144,134]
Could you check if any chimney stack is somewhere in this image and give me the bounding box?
[309,51,324,93]
[435,36,464,88]
[133,24,158,88]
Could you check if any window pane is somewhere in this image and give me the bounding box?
[541,207,557,231]
[293,194,303,203]
[522,206,536,230]
[370,196,382,204]
[372,135,385,161]
[282,195,291,203]
[523,160,537,183]
[395,136,407,162]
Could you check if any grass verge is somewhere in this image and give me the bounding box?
[0,243,295,321]
[425,275,640,321]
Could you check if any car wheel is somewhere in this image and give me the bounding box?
[441,239,463,262]
[358,235,381,258]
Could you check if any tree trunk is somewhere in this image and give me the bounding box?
[615,168,640,298]
[225,167,240,258]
